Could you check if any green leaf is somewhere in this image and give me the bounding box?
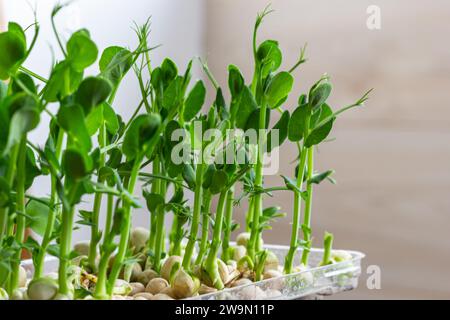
[210,170,229,194]
[288,104,309,142]
[228,65,245,98]
[62,148,93,181]
[309,170,336,185]
[66,29,98,72]
[281,175,307,200]
[123,114,161,160]
[75,77,112,115]
[3,94,40,155]
[160,58,178,86]
[25,147,40,190]
[85,104,103,135]
[7,22,26,45]
[245,107,270,132]
[257,40,282,78]
[110,208,125,236]
[162,76,184,112]
[235,86,258,130]
[143,191,165,213]
[267,110,290,152]
[103,102,119,135]
[309,81,332,110]
[57,104,92,152]
[43,61,83,102]
[12,72,36,94]
[26,198,51,236]
[182,164,196,190]
[214,88,229,121]
[0,27,27,80]
[99,46,133,86]
[183,80,206,122]
[305,104,335,148]
[265,71,294,109]
[202,165,215,190]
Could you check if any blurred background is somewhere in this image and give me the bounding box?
[1,0,449,299]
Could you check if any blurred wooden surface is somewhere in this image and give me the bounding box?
[205,0,450,299]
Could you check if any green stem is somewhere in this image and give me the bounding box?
[255,250,268,281]
[34,130,64,280]
[104,194,114,238]
[88,124,107,271]
[301,148,314,266]
[51,12,67,57]
[284,147,308,273]
[169,215,179,255]
[221,188,235,262]
[148,157,160,253]
[19,66,48,83]
[58,185,79,295]
[9,138,27,294]
[107,157,141,295]
[195,191,212,265]
[247,102,267,261]
[94,197,116,300]
[182,163,205,270]
[284,113,311,273]
[0,145,19,242]
[153,178,167,273]
[204,190,228,289]
[320,232,334,266]
[245,197,254,233]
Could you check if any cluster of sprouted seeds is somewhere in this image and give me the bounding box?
[0,5,371,300]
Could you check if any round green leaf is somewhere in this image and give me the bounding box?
[288,105,309,142]
[183,80,206,122]
[310,82,332,110]
[265,72,294,109]
[43,61,83,102]
[57,104,92,152]
[305,104,335,147]
[143,191,165,213]
[161,58,178,86]
[99,46,133,86]
[162,76,184,112]
[228,65,245,98]
[26,199,51,236]
[123,114,161,160]
[3,94,40,155]
[234,86,258,130]
[210,170,229,194]
[12,72,36,94]
[0,29,26,80]
[67,29,98,72]
[62,148,92,181]
[75,77,112,115]
[257,40,282,78]
[267,110,290,151]
[103,102,119,135]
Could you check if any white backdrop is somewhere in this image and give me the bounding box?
[1,0,205,242]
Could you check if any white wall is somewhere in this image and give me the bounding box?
[1,0,205,242]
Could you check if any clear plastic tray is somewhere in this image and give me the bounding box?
[22,245,365,300]
[189,245,364,300]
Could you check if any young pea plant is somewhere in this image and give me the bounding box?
[283,78,372,273]
[0,19,42,295]
[229,6,295,266]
